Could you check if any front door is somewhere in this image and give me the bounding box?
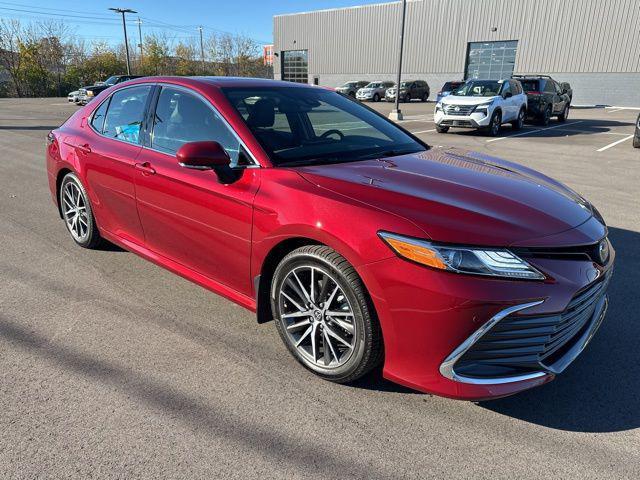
[133,85,260,296]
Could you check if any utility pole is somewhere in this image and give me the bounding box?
[109,7,137,75]
[389,0,407,121]
[198,26,205,74]
[136,17,143,68]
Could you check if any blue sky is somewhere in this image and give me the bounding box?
[0,0,386,46]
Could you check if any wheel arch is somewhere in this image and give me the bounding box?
[55,167,74,218]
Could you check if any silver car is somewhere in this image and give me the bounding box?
[356,81,395,102]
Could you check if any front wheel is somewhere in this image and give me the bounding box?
[436,125,449,133]
[512,108,525,130]
[486,110,502,136]
[271,245,382,383]
[421,92,429,102]
[59,173,102,249]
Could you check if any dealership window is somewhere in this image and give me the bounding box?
[465,41,518,80]
[281,50,308,84]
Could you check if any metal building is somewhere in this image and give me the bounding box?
[273,0,640,106]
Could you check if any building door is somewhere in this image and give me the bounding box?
[465,41,518,80]
[281,50,308,83]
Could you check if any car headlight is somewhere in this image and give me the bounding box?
[379,232,545,280]
[474,100,493,113]
[435,102,443,112]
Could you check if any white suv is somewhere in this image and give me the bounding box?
[356,81,395,102]
[434,79,527,136]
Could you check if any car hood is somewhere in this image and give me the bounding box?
[442,95,498,105]
[296,148,595,246]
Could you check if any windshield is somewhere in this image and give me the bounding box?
[222,86,427,167]
[104,76,119,86]
[342,82,357,88]
[400,82,412,88]
[453,81,502,97]
[365,82,381,88]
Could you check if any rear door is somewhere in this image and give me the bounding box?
[74,84,152,244]
[133,84,260,296]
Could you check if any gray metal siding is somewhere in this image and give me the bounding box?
[274,0,640,105]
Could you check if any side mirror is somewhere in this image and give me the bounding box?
[177,141,237,183]
[504,91,513,98]
[562,88,568,94]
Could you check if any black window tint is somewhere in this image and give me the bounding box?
[520,80,539,92]
[543,80,555,93]
[91,98,110,133]
[102,85,151,144]
[151,87,241,164]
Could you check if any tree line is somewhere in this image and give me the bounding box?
[0,19,272,98]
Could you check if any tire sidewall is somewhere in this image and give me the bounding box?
[59,173,98,248]
[271,252,369,380]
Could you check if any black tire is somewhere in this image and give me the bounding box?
[421,92,429,102]
[486,110,502,136]
[348,91,355,98]
[540,105,552,126]
[403,93,411,103]
[59,172,102,249]
[271,245,382,384]
[633,134,640,148]
[373,93,380,102]
[512,108,525,130]
[558,103,569,122]
[436,125,449,133]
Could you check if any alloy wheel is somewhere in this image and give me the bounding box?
[278,265,356,368]
[62,181,89,242]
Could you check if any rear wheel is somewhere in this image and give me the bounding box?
[512,108,525,130]
[421,92,429,102]
[373,93,380,102]
[59,173,102,249]
[403,93,411,103]
[271,245,382,383]
[436,125,449,133]
[540,105,552,126]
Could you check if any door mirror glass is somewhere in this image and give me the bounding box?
[177,141,231,170]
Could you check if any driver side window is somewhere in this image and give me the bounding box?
[307,101,386,140]
[151,86,241,165]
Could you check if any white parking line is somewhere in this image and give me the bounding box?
[596,134,634,152]
[412,128,436,134]
[486,121,583,143]
[605,108,624,114]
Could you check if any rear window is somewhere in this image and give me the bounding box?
[520,80,540,92]
[442,82,462,91]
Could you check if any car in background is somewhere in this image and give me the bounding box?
[356,81,395,102]
[435,81,464,103]
[634,112,640,148]
[513,75,570,125]
[435,79,528,136]
[336,81,369,97]
[47,76,613,400]
[67,90,80,103]
[560,82,573,102]
[78,75,143,105]
[385,80,430,102]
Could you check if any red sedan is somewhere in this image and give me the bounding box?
[46,77,614,400]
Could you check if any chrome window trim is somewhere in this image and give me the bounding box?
[439,300,548,385]
[148,83,260,168]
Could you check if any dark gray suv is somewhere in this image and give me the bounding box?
[385,80,430,102]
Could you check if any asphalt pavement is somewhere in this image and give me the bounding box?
[1,97,639,479]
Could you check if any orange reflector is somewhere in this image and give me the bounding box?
[385,237,447,270]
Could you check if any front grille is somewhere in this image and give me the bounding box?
[441,119,473,127]
[443,104,476,116]
[512,240,610,266]
[454,274,610,379]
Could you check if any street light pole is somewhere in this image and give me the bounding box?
[109,7,137,75]
[136,17,143,68]
[389,0,407,121]
[198,26,205,73]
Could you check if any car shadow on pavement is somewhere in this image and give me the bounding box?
[448,118,634,139]
[479,226,639,433]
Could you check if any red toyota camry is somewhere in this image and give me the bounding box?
[46,77,614,400]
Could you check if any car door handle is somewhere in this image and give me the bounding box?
[134,162,156,175]
[76,143,91,154]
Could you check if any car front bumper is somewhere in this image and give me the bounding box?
[356,92,376,101]
[434,110,492,128]
[357,227,614,400]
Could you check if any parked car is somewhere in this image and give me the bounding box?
[355,81,395,102]
[47,77,613,400]
[435,81,464,103]
[634,112,640,148]
[512,75,571,125]
[336,81,369,97]
[78,75,143,105]
[67,90,80,103]
[560,81,573,102]
[435,79,528,136]
[385,80,430,102]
